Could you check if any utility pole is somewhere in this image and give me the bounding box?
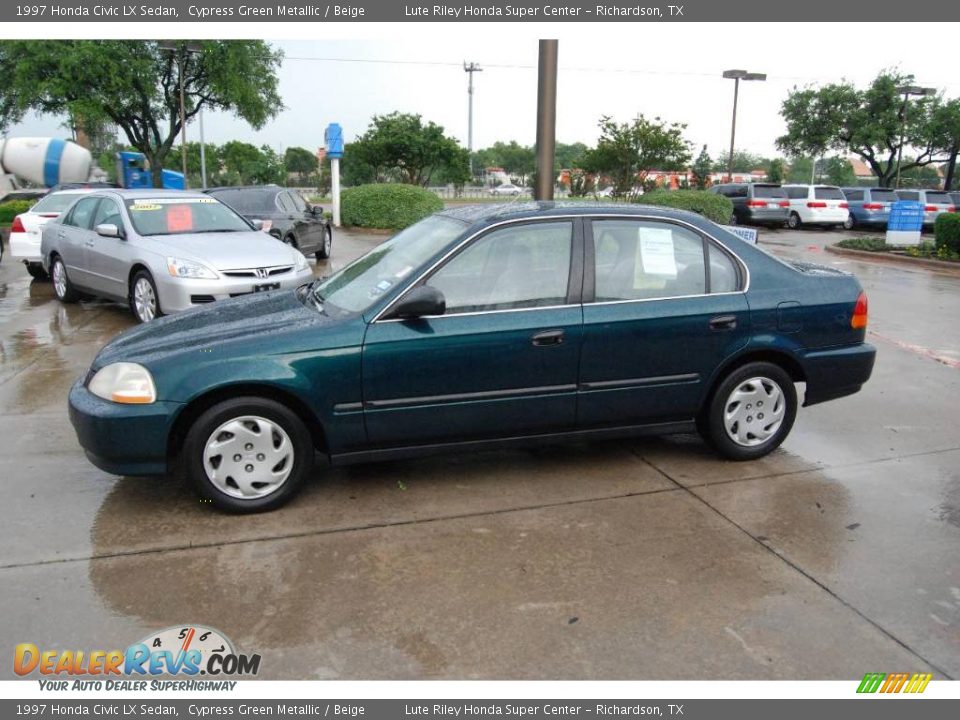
[535,40,558,201]
[158,41,203,189]
[722,69,765,183]
[464,62,483,177]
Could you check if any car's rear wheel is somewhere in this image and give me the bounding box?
[787,212,802,230]
[130,270,161,323]
[51,256,80,303]
[843,214,855,230]
[727,213,738,226]
[184,397,314,513]
[702,362,797,461]
[284,234,297,248]
[315,228,332,260]
[26,262,49,280]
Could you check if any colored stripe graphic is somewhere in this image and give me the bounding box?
[43,138,67,187]
[857,672,932,693]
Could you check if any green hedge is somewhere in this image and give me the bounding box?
[0,200,36,225]
[341,184,443,230]
[632,190,733,225]
[934,212,960,254]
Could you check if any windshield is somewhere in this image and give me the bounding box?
[312,215,467,313]
[125,197,252,236]
[32,193,87,214]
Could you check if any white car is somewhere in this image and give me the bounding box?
[9,189,94,278]
[489,183,524,197]
[782,184,849,229]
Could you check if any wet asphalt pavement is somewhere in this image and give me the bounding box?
[0,225,957,680]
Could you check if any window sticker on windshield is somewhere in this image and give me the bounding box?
[637,227,677,278]
[129,204,161,211]
[166,204,194,233]
[132,198,216,205]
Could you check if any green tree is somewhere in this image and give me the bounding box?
[786,157,814,183]
[777,71,945,188]
[555,142,589,171]
[350,112,467,186]
[690,145,712,189]
[713,150,767,175]
[284,146,319,184]
[221,141,263,180]
[928,98,960,190]
[173,142,223,186]
[821,156,856,186]
[766,158,785,184]
[0,40,283,188]
[581,115,691,195]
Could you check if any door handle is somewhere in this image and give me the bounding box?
[84,240,95,248]
[709,315,738,331]
[532,329,565,347]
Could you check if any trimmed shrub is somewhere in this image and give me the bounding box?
[340,183,443,230]
[0,200,36,225]
[632,189,733,225]
[934,212,960,254]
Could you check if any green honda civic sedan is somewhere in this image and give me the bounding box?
[69,202,876,512]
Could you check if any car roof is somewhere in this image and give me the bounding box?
[92,189,213,200]
[438,201,714,226]
[204,185,283,193]
[39,188,96,197]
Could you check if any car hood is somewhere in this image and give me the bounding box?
[151,231,298,270]
[94,289,328,368]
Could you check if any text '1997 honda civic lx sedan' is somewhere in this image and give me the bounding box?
[68,203,876,512]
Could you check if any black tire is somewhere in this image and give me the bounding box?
[701,361,797,461]
[843,214,855,230]
[26,262,49,280]
[283,234,298,248]
[728,213,738,226]
[51,255,80,303]
[129,269,162,324]
[787,212,802,230]
[183,397,314,513]
[315,228,332,260]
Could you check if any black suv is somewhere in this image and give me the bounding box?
[710,183,790,227]
[204,185,332,260]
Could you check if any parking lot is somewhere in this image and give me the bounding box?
[0,225,958,680]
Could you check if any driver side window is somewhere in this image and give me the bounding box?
[427,221,573,315]
[91,199,123,230]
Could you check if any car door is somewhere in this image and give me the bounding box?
[287,191,322,251]
[84,197,132,300]
[577,217,750,429]
[276,191,308,250]
[361,219,584,447]
[54,196,101,290]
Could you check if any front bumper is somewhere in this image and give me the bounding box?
[8,230,41,262]
[801,342,876,407]
[155,266,314,313]
[69,378,182,476]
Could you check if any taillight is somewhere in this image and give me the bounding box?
[948,206,957,213]
[10,216,25,233]
[807,201,827,208]
[862,203,883,210]
[924,205,937,212]
[839,202,849,209]
[851,291,868,330]
[778,200,790,208]
[746,200,767,208]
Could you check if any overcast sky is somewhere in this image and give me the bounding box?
[8,27,960,163]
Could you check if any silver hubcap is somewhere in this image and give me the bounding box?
[324,233,331,254]
[133,278,157,322]
[203,415,294,500]
[53,261,67,298]
[724,376,786,447]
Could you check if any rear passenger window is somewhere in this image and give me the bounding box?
[815,187,846,200]
[897,191,920,201]
[708,244,740,293]
[62,197,99,229]
[785,187,808,199]
[592,220,706,301]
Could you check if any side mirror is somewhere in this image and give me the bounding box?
[95,223,122,239]
[311,205,324,216]
[250,219,265,231]
[392,285,446,320]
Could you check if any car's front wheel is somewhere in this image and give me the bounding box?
[183,397,314,513]
[130,270,161,323]
[315,228,332,260]
[51,256,80,303]
[702,362,797,461]
[26,262,49,280]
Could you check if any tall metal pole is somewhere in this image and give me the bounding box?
[895,93,908,189]
[535,40,558,201]
[464,62,482,177]
[198,107,207,189]
[727,77,739,183]
[178,51,188,188]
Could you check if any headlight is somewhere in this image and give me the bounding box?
[294,251,309,271]
[167,257,217,279]
[88,363,157,404]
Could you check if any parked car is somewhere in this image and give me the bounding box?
[949,191,960,208]
[781,184,848,229]
[596,186,615,198]
[894,189,956,229]
[41,190,313,323]
[9,189,95,279]
[841,187,897,230]
[710,183,790,227]
[204,185,332,260]
[68,202,876,512]
[489,183,524,197]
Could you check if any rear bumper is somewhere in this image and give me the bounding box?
[9,231,41,262]
[69,378,181,476]
[799,209,848,224]
[743,208,789,226]
[801,342,876,407]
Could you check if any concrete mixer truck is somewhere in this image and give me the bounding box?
[1,137,184,276]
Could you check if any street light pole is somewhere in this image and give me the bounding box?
[464,62,482,177]
[159,41,203,189]
[535,40,558,201]
[894,85,936,188]
[722,69,766,182]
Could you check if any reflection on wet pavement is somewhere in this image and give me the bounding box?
[0,227,957,680]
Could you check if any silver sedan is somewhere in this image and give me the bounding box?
[41,189,314,323]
